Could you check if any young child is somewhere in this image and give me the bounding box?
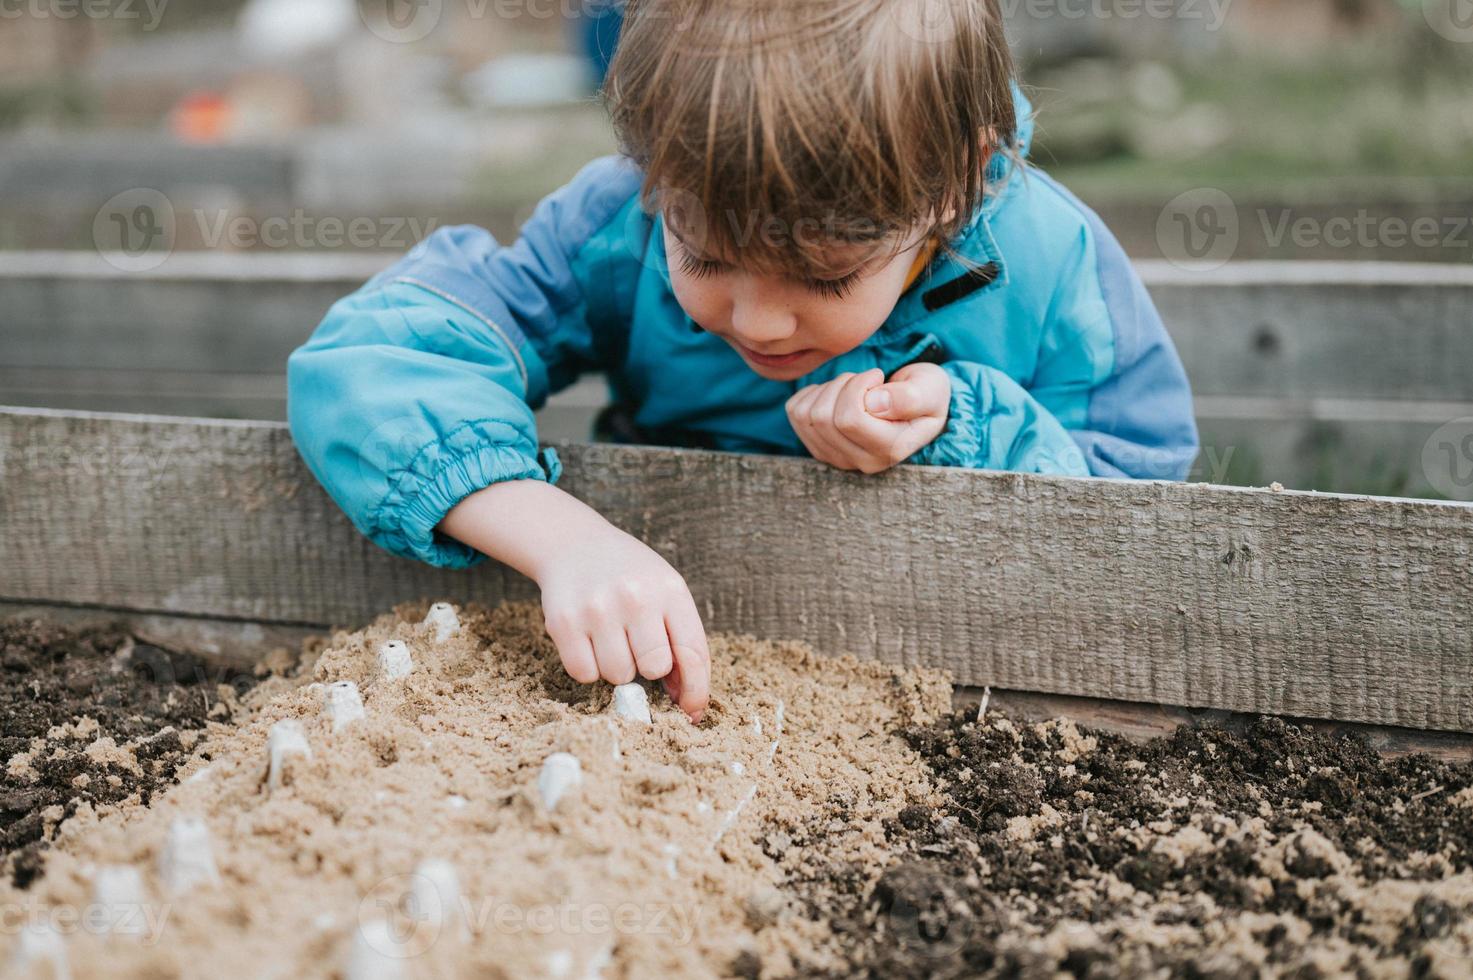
[287,0,1198,725]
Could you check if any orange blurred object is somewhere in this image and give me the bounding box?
[170,92,233,145]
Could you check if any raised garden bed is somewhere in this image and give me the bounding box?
[3,602,1472,978]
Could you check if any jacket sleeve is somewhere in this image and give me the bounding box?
[908,361,1093,476]
[287,156,642,568]
[911,193,1198,481]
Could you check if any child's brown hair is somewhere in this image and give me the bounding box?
[603,0,1018,281]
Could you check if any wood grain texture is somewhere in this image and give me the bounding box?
[3,408,1472,731]
[954,688,1473,763]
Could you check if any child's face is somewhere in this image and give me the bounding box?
[662,220,928,381]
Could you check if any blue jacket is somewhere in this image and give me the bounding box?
[288,91,1198,569]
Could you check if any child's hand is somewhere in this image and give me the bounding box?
[786,364,951,474]
[535,519,711,723]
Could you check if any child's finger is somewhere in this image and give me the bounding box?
[865,380,934,420]
[627,616,674,681]
[804,374,861,464]
[548,623,599,685]
[788,381,844,466]
[591,622,638,686]
[833,370,904,461]
[665,599,710,723]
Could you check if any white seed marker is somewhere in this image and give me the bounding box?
[322,681,366,732]
[423,602,460,643]
[346,920,407,980]
[267,719,313,792]
[610,683,652,725]
[538,753,583,812]
[410,859,467,941]
[711,784,759,850]
[92,865,150,937]
[9,922,69,980]
[158,816,219,894]
[377,641,412,680]
[766,699,785,764]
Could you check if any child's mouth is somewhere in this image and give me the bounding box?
[738,344,812,368]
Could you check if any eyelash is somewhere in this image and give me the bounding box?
[675,249,860,300]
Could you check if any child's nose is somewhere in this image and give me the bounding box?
[729,294,798,346]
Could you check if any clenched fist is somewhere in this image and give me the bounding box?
[786,363,951,474]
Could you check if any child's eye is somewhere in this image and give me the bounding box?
[806,273,860,301]
[677,251,726,280]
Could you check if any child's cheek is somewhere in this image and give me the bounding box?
[670,272,725,332]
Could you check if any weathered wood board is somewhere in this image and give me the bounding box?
[3,407,1471,732]
[5,254,1470,494]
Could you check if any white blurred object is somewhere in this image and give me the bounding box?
[91,865,150,937]
[239,0,357,59]
[158,816,220,894]
[378,641,413,680]
[538,753,584,812]
[410,859,467,940]
[8,922,69,980]
[267,720,313,792]
[323,681,366,733]
[610,683,652,725]
[346,920,407,980]
[463,53,594,109]
[423,603,460,643]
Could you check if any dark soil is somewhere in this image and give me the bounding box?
[797,712,1473,979]
[0,618,258,888]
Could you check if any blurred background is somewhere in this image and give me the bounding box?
[2,0,1472,498]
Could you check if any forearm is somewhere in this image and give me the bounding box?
[437,479,610,582]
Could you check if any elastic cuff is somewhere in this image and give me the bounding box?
[909,370,988,469]
[367,421,553,569]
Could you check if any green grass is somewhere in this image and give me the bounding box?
[1031,39,1473,200]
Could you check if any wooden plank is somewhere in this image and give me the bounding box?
[4,255,1471,400]
[1141,261,1473,403]
[0,600,317,674]
[2,407,1471,732]
[0,368,607,441]
[953,688,1473,764]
